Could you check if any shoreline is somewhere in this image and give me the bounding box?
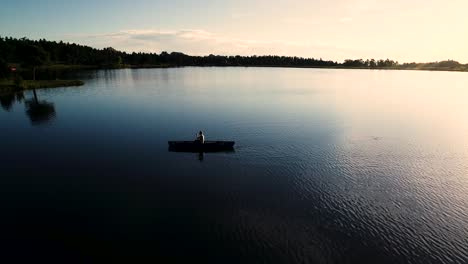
[0,79,84,94]
[1,63,465,94]
[78,64,468,73]
[27,63,468,73]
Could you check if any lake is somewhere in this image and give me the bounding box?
[1,67,467,263]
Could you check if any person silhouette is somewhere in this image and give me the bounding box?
[196,131,205,144]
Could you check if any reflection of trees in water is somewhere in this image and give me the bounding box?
[25,89,56,125]
[0,93,15,111]
[0,90,55,125]
[0,92,24,111]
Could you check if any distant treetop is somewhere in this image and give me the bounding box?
[0,36,466,78]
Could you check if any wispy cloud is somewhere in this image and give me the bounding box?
[63,29,349,59]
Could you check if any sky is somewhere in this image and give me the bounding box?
[1,0,467,62]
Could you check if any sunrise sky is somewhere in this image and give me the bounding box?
[1,0,467,62]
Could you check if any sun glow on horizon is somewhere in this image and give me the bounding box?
[1,0,468,63]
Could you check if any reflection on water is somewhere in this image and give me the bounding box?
[24,90,56,126]
[0,91,23,111]
[0,93,15,111]
[1,90,55,126]
[0,68,467,263]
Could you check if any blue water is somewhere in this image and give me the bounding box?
[1,67,467,263]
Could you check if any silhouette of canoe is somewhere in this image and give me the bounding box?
[168,141,235,152]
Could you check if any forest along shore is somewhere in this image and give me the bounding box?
[1,36,468,82]
[1,36,467,94]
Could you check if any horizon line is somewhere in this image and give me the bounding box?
[1,35,467,65]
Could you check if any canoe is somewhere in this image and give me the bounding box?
[168,141,235,152]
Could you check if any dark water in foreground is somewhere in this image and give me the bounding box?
[1,68,467,263]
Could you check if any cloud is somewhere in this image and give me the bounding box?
[63,29,349,59]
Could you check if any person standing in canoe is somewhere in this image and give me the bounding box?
[196,131,205,144]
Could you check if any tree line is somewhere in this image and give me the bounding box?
[1,36,466,79]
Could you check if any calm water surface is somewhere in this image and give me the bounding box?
[1,68,467,263]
